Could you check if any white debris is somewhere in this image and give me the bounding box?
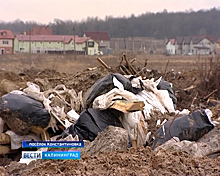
[67,109,80,122]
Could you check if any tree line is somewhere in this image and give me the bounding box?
[1,8,220,39]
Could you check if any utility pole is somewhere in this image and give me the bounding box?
[62,36,65,54]
[21,35,23,53]
[29,29,31,60]
[73,26,76,56]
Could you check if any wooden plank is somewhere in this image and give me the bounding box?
[110,100,144,113]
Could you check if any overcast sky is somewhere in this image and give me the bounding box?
[1,0,219,24]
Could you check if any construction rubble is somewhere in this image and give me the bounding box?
[0,54,220,175]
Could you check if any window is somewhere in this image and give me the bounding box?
[49,42,51,44]
[6,49,10,53]
[1,32,6,36]
[88,41,94,47]
[2,41,8,45]
[57,42,60,44]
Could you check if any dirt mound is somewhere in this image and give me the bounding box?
[4,147,219,176]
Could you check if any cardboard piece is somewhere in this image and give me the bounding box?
[110,100,144,113]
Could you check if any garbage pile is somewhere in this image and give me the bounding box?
[0,55,219,163]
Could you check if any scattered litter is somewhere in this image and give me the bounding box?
[0,53,219,171]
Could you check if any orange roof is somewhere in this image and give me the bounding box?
[0,30,14,39]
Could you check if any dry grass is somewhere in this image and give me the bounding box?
[0,53,215,74]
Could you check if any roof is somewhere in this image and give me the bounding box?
[166,39,175,45]
[175,37,184,45]
[183,36,191,44]
[175,35,216,45]
[170,39,175,45]
[191,35,216,44]
[0,30,14,39]
[26,26,52,35]
[15,35,93,44]
[84,31,110,41]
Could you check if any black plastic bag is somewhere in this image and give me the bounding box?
[151,109,214,149]
[57,108,123,141]
[0,93,50,135]
[85,73,143,108]
[157,79,177,109]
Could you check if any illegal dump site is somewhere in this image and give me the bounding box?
[0,54,220,176]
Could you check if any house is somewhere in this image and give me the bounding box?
[25,26,52,35]
[165,39,175,54]
[216,39,220,54]
[14,34,99,55]
[166,35,216,55]
[83,31,112,54]
[0,30,14,55]
[189,36,216,55]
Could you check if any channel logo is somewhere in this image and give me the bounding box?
[22,151,81,160]
[22,151,42,159]
[22,141,84,148]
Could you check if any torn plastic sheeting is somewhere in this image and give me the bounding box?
[141,78,175,113]
[0,93,51,130]
[5,130,41,150]
[92,88,140,110]
[85,73,143,108]
[157,79,177,109]
[57,108,123,142]
[136,90,167,116]
[151,109,214,150]
[130,76,175,113]
[122,111,148,146]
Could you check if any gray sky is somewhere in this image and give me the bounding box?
[1,0,219,24]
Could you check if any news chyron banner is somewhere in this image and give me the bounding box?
[22,141,84,160]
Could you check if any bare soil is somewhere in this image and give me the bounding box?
[0,53,220,176]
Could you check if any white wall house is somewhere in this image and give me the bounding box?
[166,39,175,54]
[166,35,216,55]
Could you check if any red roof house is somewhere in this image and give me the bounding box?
[83,31,111,49]
[0,30,14,54]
